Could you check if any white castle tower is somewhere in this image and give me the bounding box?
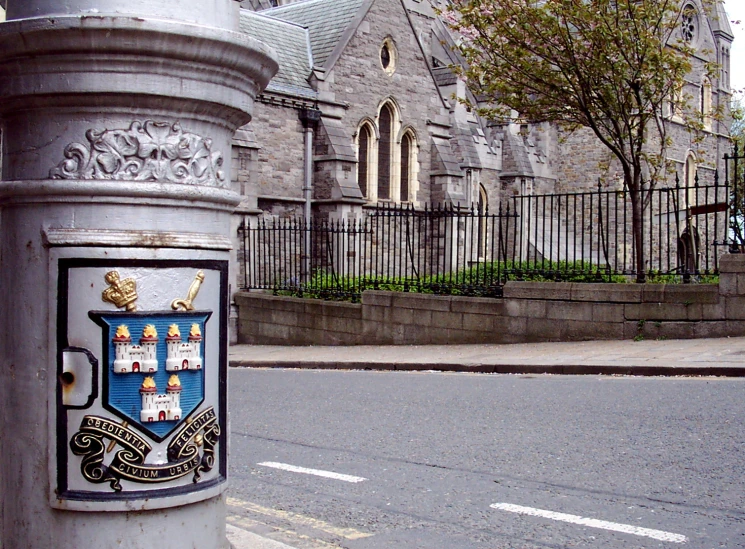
[113,325,159,373]
[139,375,182,423]
[165,324,203,371]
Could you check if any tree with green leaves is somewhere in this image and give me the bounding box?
[442,0,717,281]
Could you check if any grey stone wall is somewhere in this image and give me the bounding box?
[550,48,731,192]
[552,127,618,192]
[239,101,306,210]
[235,254,745,345]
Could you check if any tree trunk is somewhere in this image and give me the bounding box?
[630,186,646,283]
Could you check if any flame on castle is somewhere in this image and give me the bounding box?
[165,324,203,371]
[140,375,182,423]
[113,325,159,373]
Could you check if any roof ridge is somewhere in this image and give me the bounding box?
[263,0,331,14]
[240,7,310,30]
[239,8,315,93]
[259,0,369,71]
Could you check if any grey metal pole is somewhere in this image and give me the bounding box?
[303,125,313,283]
[0,1,277,547]
[300,108,320,284]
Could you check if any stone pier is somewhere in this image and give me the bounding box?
[0,1,276,547]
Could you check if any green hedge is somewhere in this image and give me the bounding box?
[274,260,718,301]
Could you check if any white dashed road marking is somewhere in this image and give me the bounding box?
[257,462,367,483]
[490,503,687,543]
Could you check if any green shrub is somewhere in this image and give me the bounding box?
[272,261,718,301]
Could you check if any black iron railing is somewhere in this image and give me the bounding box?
[238,203,517,299]
[238,173,731,299]
[512,174,728,282]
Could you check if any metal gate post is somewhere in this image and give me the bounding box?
[0,1,277,547]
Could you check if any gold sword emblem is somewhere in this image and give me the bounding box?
[171,270,205,311]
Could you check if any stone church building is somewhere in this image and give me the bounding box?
[232,0,734,217]
[227,0,734,298]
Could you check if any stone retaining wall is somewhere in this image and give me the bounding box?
[235,254,745,345]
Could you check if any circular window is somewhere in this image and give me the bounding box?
[380,38,397,75]
[681,4,697,43]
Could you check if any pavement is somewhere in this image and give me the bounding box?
[227,524,298,549]
[227,335,745,548]
[229,336,745,377]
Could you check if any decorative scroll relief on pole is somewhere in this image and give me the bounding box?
[49,121,226,186]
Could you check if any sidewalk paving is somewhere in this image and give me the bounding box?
[230,336,745,376]
[227,524,298,549]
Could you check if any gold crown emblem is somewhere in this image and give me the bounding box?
[102,271,138,311]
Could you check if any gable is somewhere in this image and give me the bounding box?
[264,0,368,69]
[329,0,446,107]
[239,10,317,98]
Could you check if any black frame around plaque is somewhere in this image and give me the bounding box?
[55,258,229,502]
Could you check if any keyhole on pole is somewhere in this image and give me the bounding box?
[60,371,75,386]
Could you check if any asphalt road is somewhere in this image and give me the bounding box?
[227,369,745,549]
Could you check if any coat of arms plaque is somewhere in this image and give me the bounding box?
[54,258,228,509]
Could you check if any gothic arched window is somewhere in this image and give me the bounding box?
[722,47,731,90]
[400,133,411,202]
[357,125,372,198]
[378,104,393,200]
[355,102,416,204]
[477,184,488,259]
[701,77,712,131]
[685,153,697,188]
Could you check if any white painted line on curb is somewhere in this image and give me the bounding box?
[490,503,687,543]
[258,462,367,483]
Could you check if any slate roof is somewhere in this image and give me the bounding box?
[262,0,367,69]
[239,9,317,98]
[431,137,463,176]
[453,121,483,169]
[501,131,534,178]
[403,0,436,18]
[432,66,457,87]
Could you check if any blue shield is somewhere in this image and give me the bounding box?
[90,311,212,442]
